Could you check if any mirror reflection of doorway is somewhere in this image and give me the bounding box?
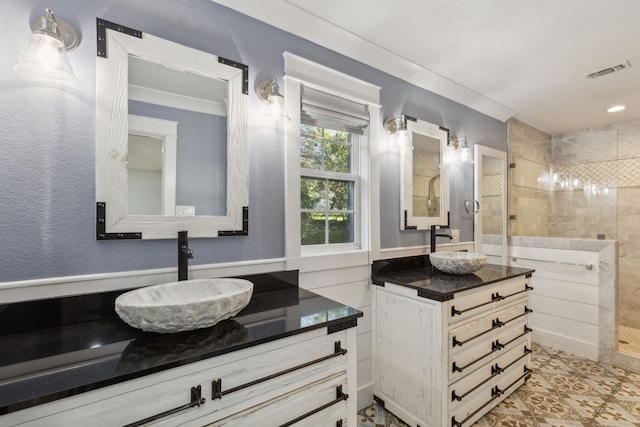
[127,115,177,216]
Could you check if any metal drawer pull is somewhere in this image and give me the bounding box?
[451,365,533,427]
[493,367,533,398]
[451,368,500,402]
[499,346,532,374]
[494,306,533,329]
[496,283,533,300]
[451,393,499,427]
[124,385,205,427]
[452,345,496,373]
[452,336,512,373]
[278,385,348,427]
[452,284,532,317]
[501,326,533,349]
[212,341,347,400]
[453,306,532,347]
[451,298,494,316]
[452,321,501,347]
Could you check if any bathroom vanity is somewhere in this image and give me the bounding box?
[0,271,361,426]
[371,257,534,427]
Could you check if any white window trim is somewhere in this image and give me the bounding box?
[283,52,381,270]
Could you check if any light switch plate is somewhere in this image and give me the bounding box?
[176,205,196,216]
[451,229,460,243]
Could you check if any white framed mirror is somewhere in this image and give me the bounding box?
[96,20,248,239]
[400,117,450,230]
[473,145,507,263]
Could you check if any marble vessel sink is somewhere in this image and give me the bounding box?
[429,251,487,275]
[115,278,254,333]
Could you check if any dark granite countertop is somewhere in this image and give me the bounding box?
[372,256,534,301]
[0,271,362,416]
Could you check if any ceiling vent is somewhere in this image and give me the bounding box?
[586,61,631,79]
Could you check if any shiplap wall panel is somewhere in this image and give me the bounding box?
[510,245,602,360]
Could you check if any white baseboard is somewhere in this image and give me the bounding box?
[357,381,374,410]
[533,329,598,361]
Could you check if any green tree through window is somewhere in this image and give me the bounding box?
[300,125,356,246]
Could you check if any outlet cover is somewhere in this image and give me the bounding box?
[451,229,460,243]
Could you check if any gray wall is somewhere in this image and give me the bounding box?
[0,0,507,283]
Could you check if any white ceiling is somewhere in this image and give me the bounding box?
[212,0,640,135]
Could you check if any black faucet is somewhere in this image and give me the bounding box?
[430,224,452,253]
[178,230,194,281]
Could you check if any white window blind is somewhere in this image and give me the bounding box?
[301,86,370,135]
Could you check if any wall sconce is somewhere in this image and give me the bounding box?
[383,115,409,135]
[15,7,79,80]
[449,137,474,163]
[256,78,291,121]
[384,115,413,149]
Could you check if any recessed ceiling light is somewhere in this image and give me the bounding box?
[607,105,626,113]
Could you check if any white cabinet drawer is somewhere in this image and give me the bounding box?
[449,316,531,383]
[6,329,349,427]
[203,372,348,427]
[447,276,532,325]
[449,343,531,408]
[449,301,531,351]
[449,357,531,427]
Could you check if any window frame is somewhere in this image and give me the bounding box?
[283,53,381,265]
[300,126,361,248]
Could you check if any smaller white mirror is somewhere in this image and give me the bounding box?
[400,118,450,230]
[473,145,508,263]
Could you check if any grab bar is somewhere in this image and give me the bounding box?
[511,256,593,271]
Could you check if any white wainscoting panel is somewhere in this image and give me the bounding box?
[299,258,374,410]
[509,241,615,362]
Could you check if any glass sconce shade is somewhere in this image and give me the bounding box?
[257,78,291,121]
[459,141,474,163]
[449,137,474,163]
[15,33,75,80]
[14,8,79,80]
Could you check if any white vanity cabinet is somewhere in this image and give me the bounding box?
[373,274,533,427]
[2,327,357,427]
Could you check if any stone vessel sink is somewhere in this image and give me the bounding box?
[429,251,487,275]
[115,278,254,333]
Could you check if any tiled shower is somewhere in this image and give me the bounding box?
[508,118,640,361]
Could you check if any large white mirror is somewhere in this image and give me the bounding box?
[473,145,508,263]
[96,20,248,239]
[400,117,450,230]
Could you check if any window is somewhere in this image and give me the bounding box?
[283,52,381,261]
[298,85,368,249]
[300,125,358,245]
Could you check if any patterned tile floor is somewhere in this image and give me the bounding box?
[358,343,640,427]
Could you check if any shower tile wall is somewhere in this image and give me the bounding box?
[508,117,640,333]
[614,120,640,330]
[481,174,502,235]
[508,118,552,237]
